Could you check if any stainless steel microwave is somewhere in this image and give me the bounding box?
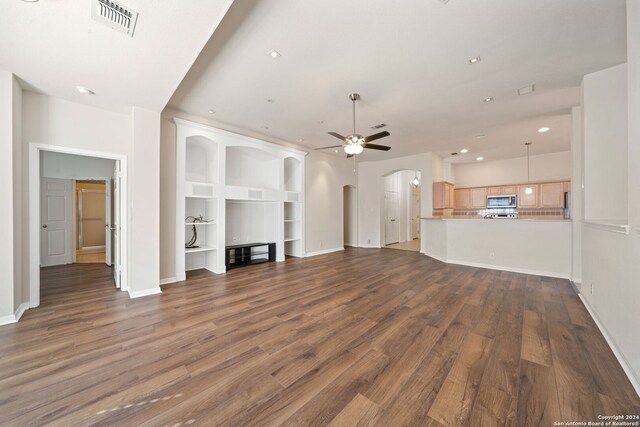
[487,194,517,208]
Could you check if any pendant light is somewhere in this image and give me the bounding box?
[524,142,533,195]
[410,171,420,188]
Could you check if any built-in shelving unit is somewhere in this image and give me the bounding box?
[174,118,306,280]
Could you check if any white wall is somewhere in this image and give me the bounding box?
[570,106,583,283]
[0,70,17,319]
[305,151,356,255]
[577,12,640,392]
[41,151,115,179]
[452,151,571,188]
[12,75,23,314]
[423,219,571,278]
[20,92,161,300]
[357,152,433,248]
[582,63,628,221]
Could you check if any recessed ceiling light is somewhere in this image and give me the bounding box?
[267,98,275,103]
[316,120,324,125]
[76,86,95,95]
[476,156,484,161]
[334,150,339,153]
[208,109,216,114]
[269,50,281,59]
[538,127,550,133]
[483,97,494,103]
[460,149,469,153]
[21,0,39,2]
[296,138,304,143]
[518,84,535,96]
[468,56,481,64]
[476,134,486,139]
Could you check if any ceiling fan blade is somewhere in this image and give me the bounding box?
[363,131,390,143]
[314,144,344,150]
[328,132,347,141]
[363,143,391,151]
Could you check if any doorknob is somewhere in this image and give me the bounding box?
[42,224,47,228]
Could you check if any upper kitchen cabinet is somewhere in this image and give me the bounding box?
[433,181,455,209]
[517,184,539,208]
[454,188,471,209]
[487,185,516,195]
[470,187,487,209]
[539,182,564,208]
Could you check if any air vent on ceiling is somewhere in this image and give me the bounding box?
[371,123,387,129]
[91,0,138,37]
[450,152,459,156]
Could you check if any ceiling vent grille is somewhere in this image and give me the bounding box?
[371,123,387,129]
[91,0,138,37]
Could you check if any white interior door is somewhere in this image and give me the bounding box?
[105,178,112,266]
[384,191,400,245]
[112,162,121,288]
[41,178,72,267]
[411,186,421,239]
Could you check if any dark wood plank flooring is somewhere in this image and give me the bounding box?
[0,248,638,426]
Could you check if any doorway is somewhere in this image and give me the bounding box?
[382,169,421,252]
[343,185,357,247]
[29,144,128,308]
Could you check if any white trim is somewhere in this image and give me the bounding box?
[29,143,130,309]
[0,302,31,326]
[584,220,630,235]
[14,302,29,321]
[578,294,640,396]
[128,287,162,299]
[305,247,344,257]
[159,277,177,286]
[423,253,569,279]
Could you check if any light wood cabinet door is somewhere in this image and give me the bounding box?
[444,183,454,208]
[454,188,471,209]
[433,182,445,209]
[501,185,516,195]
[539,182,564,208]
[470,187,487,208]
[487,186,501,195]
[517,184,538,208]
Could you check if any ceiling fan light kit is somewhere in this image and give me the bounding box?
[315,93,392,157]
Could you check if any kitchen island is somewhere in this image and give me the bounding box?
[421,217,571,278]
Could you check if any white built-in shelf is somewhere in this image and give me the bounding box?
[185,221,216,225]
[185,246,216,254]
[284,237,300,242]
[186,195,216,199]
[284,219,300,223]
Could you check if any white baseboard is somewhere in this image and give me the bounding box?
[159,277,177,286]
[0,302,31,326]
[128,287,162,299]
[578,294,640,396]
[14,302,29,321]
[305,247,344,257]
[423,252,569,279]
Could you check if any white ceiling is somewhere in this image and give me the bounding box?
[0,0,234,112]
[169,0,627,162]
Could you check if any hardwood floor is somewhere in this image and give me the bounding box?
[75,249,106,264]
[384,239,420,252]
[0,248,638,426]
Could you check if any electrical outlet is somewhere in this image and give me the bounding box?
[489,252,495,259]
[233,237,238,242]
[367,239,371,244]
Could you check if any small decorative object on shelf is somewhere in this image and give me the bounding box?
[185,215,214,249]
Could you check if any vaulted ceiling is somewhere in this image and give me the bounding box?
[169,0,627,162]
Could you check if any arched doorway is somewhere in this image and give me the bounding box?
[343,185,357,247]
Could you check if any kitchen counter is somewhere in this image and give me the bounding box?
[421,216,571,278]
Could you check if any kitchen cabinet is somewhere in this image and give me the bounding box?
[433,182,455,209]
[517,184,538,208]
[454,188,471,209]
[487,186,501,195]
[502,185,516,195]
[470,187,487,208]
[563,181,571,193]
[539,182,564,208]
[488,185,516,195]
